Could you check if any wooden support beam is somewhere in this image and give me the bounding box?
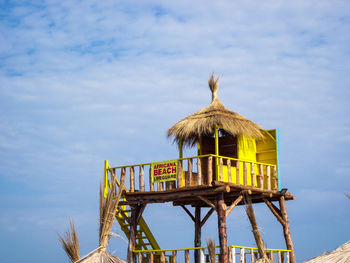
[181,205,195,222]
[149,166,154,191]
[226,195,243,217]
[279,196,296,263]
[130,166,135,192]
[172,250,177,263]
[200,208,215,228]
[177,160,183,188]
[245,195,267,260]
[217,192,228,263]
[236,161,240,184]
[187,159,192,187]
[263,198,286,226]
[227,159,232,183]
[127,204,146,263]
[194,207,201,263]
[208,156,213,185]
[198,195,216,211]
[117,207,131,225]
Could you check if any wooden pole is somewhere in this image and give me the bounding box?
[279,196,296,263]
[127,204,146,263]
[217,192,229,263]
[245,196,267,260]
[194,207,201,263]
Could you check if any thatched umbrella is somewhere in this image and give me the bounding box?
[304,241,350,263]
[59,173,126,263]
[167,74,265,146]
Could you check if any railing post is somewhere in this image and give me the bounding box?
[219,157,223,181]
[236,161,240,184]
[138,252,142,263]
[200,249,205,263]
[230,247,236,263]
[185,250,190,263]
[172,250,177,263]
[274,166,278,190]
[130,166,135,192]
[240,248,245,263]
[160,251,165,263]
[140,165,145,192]
[227,159,232,183]
[267,166,271,190]
[258,164,264,189]
[277,251,282,263]
[187,158,192,187]
[208,156,213,185]
[177,160,183,188]
[197,157,202,186]
[243,162,247,186]
[149,166,154,191]
[250,163,255,187]
[148,252,153,263]
[250,249,255,263]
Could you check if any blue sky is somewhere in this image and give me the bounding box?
[1,0,350,262]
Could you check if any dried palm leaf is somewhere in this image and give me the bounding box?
[58,221,80,262]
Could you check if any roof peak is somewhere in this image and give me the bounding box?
[208,74,220,102]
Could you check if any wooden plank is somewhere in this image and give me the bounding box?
[130,166,135,192]
[219,157,223,181]
[197,157,202,186]
[226,195,243,216]
[187,159,192,187]
[208,156,213,185]
[243,162,247,186]
[177,160,182,188]
[227,159,232,183]
[240,248,245,263]
[251,163,255,187]
[236,161,240,184]
[267,166,271,190]
[149,166,154,191]
[139,165,145,192]
[172,250,177,263]
[185,250,190,263]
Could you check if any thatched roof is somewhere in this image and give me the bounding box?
[304,241,350,263]
[167,75,265,146]
[59,172,126,263]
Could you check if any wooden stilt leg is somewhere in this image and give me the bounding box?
[245,196,267,260]
[128,204,146,263]
[217,192,229,263]
[279,196,296,263]
[194,206,201,263]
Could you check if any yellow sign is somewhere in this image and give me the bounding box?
[151,160,178,183]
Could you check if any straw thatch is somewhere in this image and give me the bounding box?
[59,172,126,263]
[58,221,80,262]
[304,241,350,263]
[167,74,265,146]
[206,238,216,263]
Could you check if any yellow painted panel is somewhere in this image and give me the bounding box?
[222,163,260,187]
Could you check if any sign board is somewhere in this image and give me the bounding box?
[151,160,178,183]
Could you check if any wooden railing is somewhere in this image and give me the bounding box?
[106,154,278,193]
[133,245,291,263]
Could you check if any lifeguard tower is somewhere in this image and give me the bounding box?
[104,75,295,263]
